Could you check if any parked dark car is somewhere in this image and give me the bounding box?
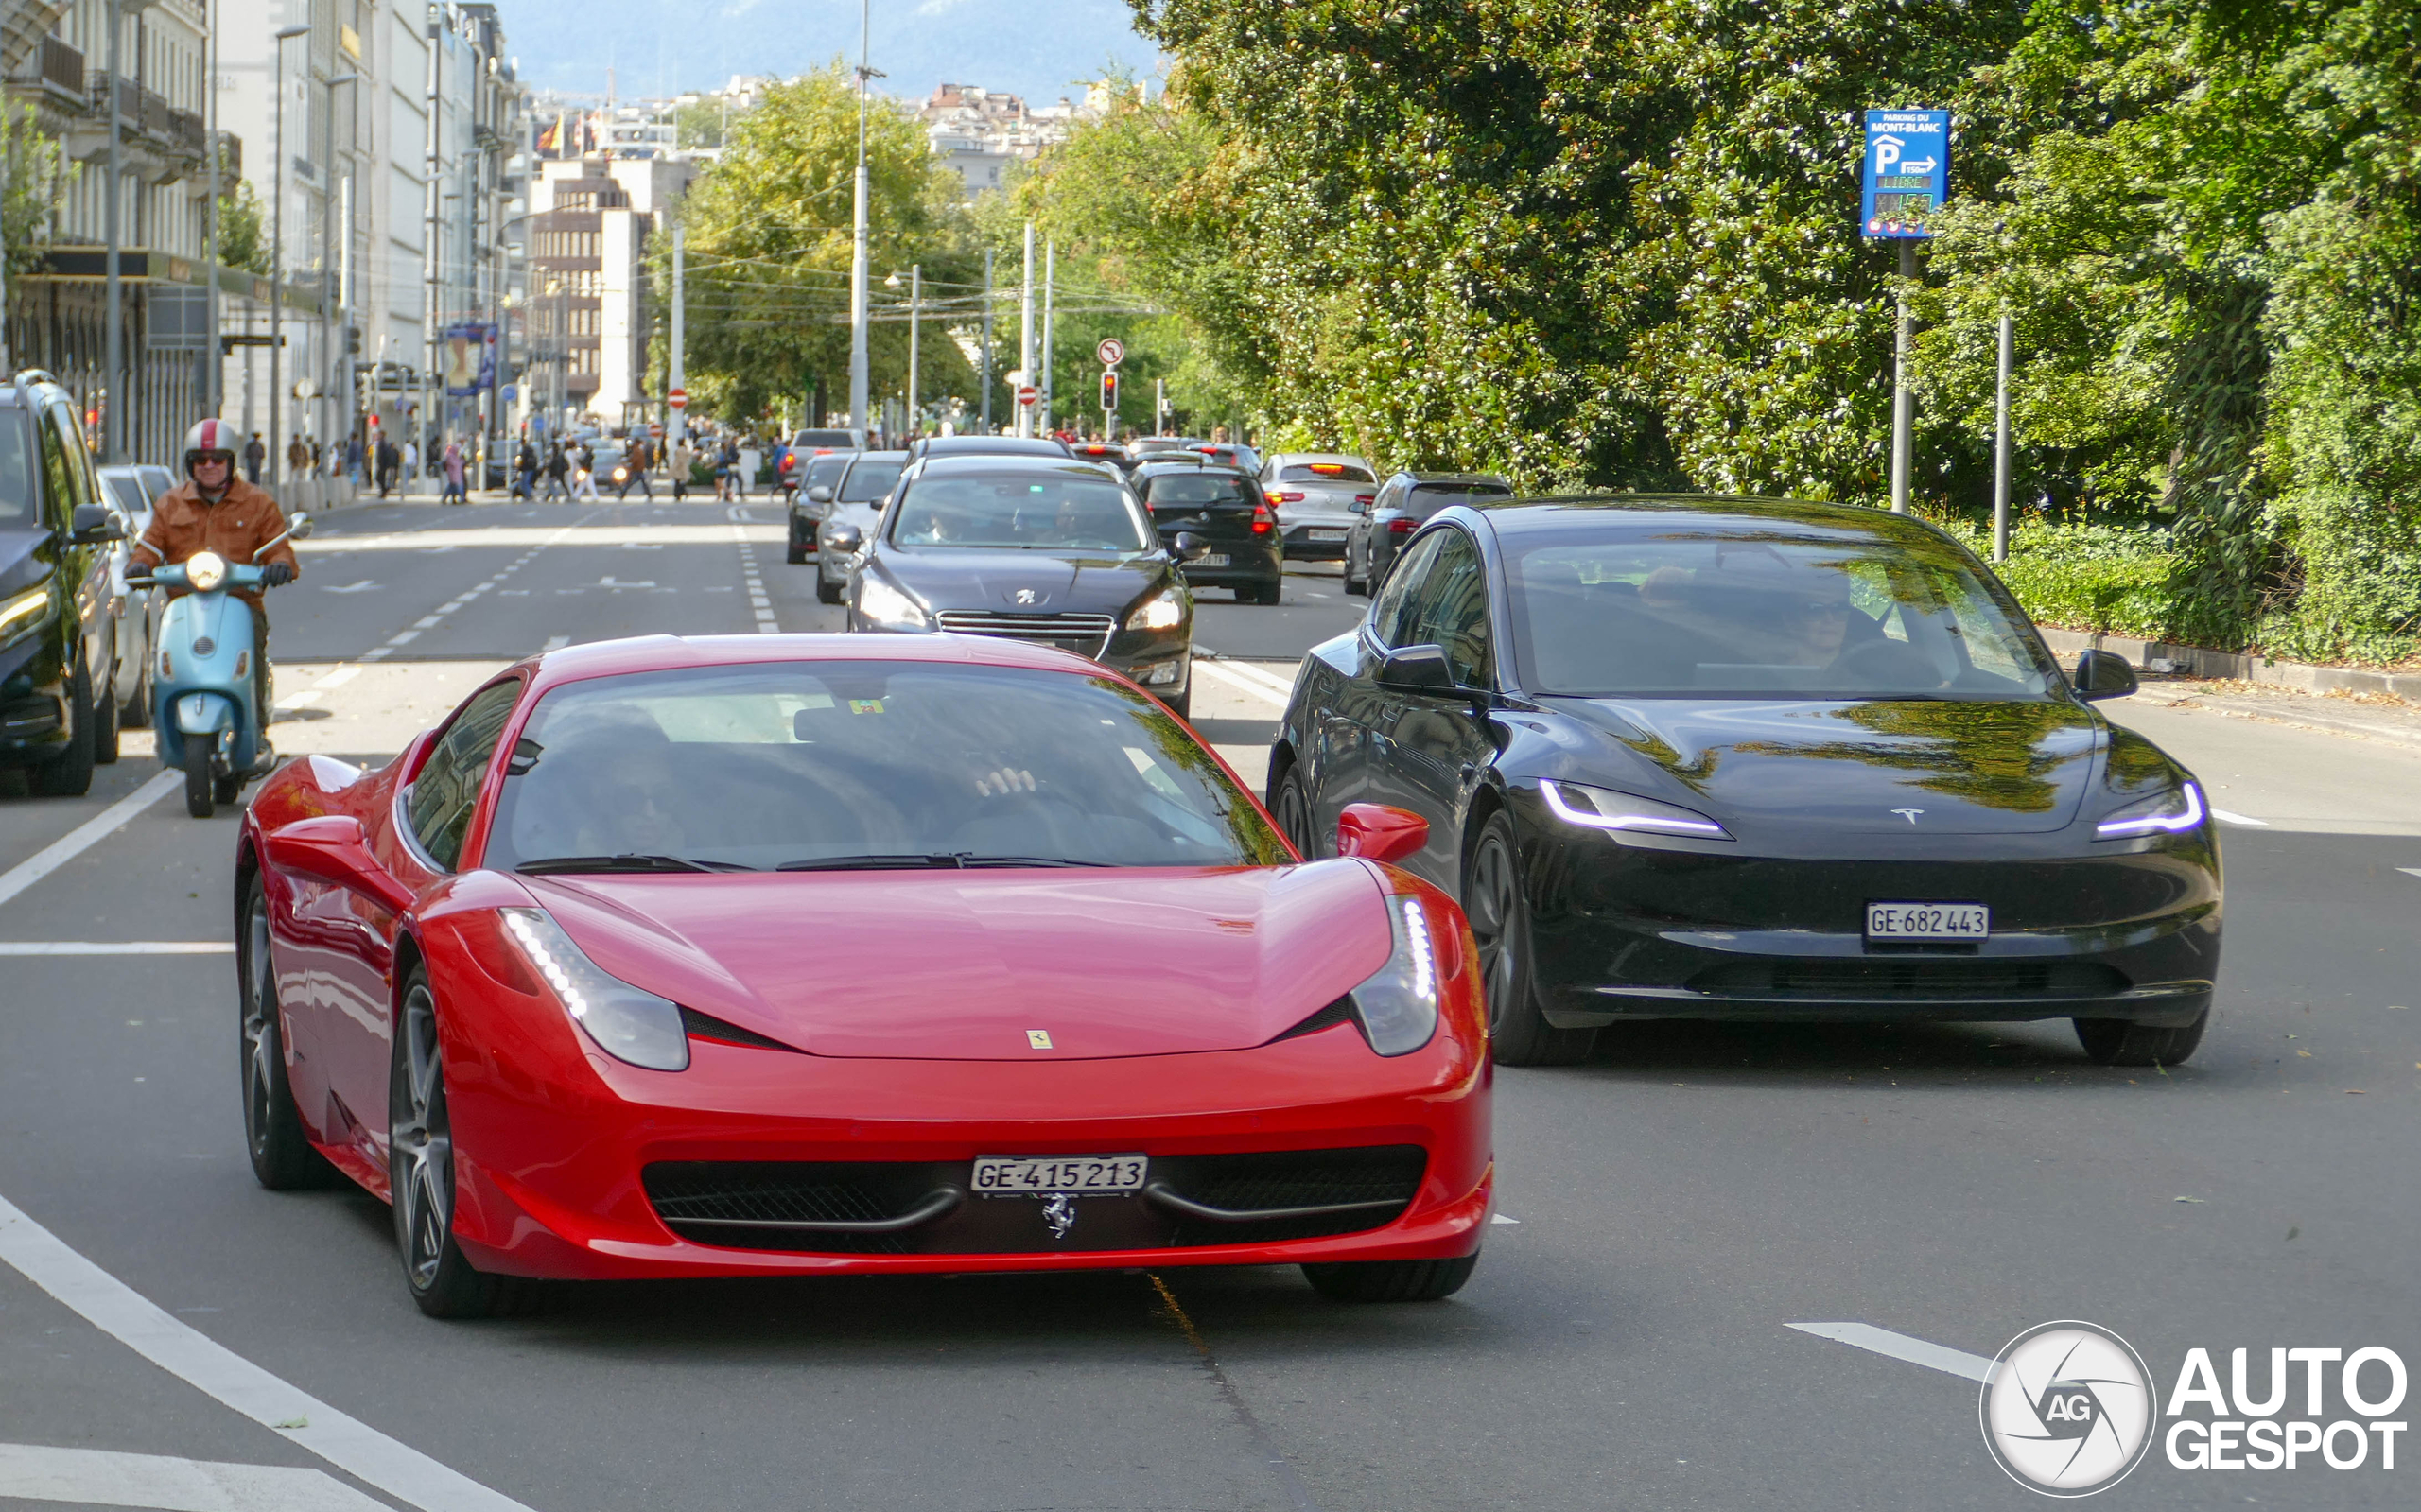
[813,451,911,603]
[1,370,128,794]
[835,456,1196,716]
[786,452,853,564]
[1343,472,1512,595]
[1131,460,1283,605]
[1269,495,2220,1069]
[903,435,1073,462]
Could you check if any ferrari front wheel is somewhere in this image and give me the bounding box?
[390,970,518,1319]
[1302,1254,1478,1302]
[239,876,333,1190]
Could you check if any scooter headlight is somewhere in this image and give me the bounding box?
[185,551,228,593]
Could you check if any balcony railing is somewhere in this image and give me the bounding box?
[167,107,204,160]
[29,36,84,102]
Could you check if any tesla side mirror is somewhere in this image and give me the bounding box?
[1171,531,1210,563]
[1335,803,1428,865]
[2073,648,2138,702]
[826,524,863,555]
[69,503,122,543]
[1375,644,1456,695]
[261,815,417,914]
[807,485,833,504]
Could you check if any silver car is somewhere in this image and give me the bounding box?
[1343,471,1514,595]
[813,450,910,603]
[1258,453,1376,561]
[95,463,174,728]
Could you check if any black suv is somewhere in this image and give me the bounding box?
[1130,459,1283,604]
[1,370,127,795]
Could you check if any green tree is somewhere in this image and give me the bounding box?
[0,104,74,277]
[216,171,271,276]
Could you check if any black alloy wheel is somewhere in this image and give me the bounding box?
[1271,768,1319,859]
[1301,1254,1479,1302]
[815,572,844,605]
[28,658,96,798]
[1465,812,1596,1066]
[1343,547,1367,597]
[2074,1004,2210,1067]
[391,969,520,1318]
[240,875,334,1190]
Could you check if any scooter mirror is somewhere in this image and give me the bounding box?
[287,513,315,541]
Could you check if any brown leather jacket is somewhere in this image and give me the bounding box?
[130,478,301,606]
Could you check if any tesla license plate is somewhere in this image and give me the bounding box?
[1309,529,1347,541]
[972,1155,1149,1197]
[1865,902,1990,941]
[1192,554,1229,568]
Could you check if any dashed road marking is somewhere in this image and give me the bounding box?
[358,519,586,662]
[1195,659,1295,706]
[1788,1321,1999,1383]
[0,942,233,955]
[733,523,778,634]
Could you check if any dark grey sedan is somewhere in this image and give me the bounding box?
[1344,471,1512,595]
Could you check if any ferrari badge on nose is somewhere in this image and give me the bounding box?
[1043,1194,1078,1238]
[1026,1029,1054,1050]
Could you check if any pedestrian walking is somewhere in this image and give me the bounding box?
[571,440,601,500]
[670,436,695,501]
[618,437,654,500]
[403,439,419,489]
[376,436,399,498]
[716,438,740,501]
[542,441,570,501]
[286,434,309,482]
[514,438,537,499]
[441,441,468,506]
[343,434,365,487]
[243,431,267,484]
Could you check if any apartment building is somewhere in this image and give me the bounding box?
[523,121,693,432]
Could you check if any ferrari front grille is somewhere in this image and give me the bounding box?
[933,611,1116,660]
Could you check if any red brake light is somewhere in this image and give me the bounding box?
[1354,494,1375,506]
[1388,517,1414,534]
[1251,502,1273,533]
[1274,490,1304,502]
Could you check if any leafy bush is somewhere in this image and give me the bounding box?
[1942,519,2180,640]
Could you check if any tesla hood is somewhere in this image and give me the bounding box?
[525,861,1392,1060]
[1553,697,2102,835]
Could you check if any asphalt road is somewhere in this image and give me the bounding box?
[0,494,2412,1512]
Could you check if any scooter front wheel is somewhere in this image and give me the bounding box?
[183,733,215,818]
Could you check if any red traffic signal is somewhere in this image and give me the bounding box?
[1100,371,1119,413]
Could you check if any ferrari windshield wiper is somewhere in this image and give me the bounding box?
[516,854,755,875]
[774,852,1113,872]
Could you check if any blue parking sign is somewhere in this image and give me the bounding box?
[1862,110,1949,238]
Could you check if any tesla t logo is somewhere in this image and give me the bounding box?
[1043,1193,1078,1238]
[1891,808,1925,825]
[1026,1029,1054,1050]
[1013,588,1039,605]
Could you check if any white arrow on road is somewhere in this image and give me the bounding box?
[322,580,380,594]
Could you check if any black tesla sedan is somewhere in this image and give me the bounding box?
[1267,495,2221,1069]
[1131,460,1285,604]
[834,456,1198,716]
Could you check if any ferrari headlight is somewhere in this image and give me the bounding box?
[1540,779,1732,841]
[1125,587,1185,632]
[856,575,931,632]
[1348,895,1440,1057]
[0,587,46,647]
[500,908,690,1071]
[2095,781,2204,839]
[185,551,228,593]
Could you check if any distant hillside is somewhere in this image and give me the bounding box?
[503,0,1160,109]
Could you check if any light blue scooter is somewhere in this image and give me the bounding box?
[134,513,313,818]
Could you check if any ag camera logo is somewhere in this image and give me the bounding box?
[1981,1321,2157,1496]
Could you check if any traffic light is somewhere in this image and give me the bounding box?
[1100,370,1119,414]
[344,326,362,356]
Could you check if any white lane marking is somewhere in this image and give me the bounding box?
[541,635,569,652]
[1489,1213,1521,1225]
[1210,657,1299,699]
[321,579,380,594]
[2400,868,2421,879]
[2211,808,2268,826]
[316,667,361,690]
[0,772,181,912]
[0,1441,391,1512]
[279,689,324,708]
[0,942,233,955]
[1787,1321,1998,1383]
[1194,660,1293,707]
[0,1192,539,1512]
[303,524,780,550]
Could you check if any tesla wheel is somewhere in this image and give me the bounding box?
[1302,1254,1478,1302]
[1272,767,1318,858]
[28,659,96,797]
[240,875,334,1190]
[1466,812,1596,1067]
[815,574,844,605]
[183,730,217,812]
[2074,1004,2209,1067]
[391,970,518,1319]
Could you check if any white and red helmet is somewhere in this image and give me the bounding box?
[184,418,240,471]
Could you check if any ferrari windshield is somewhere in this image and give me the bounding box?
[1506,526,2064,699]
[485,661,1286,871]
[890,472,1152,552]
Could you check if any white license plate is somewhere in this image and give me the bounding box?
[1192,554,1229,568]
[1308,529,1347,541]
[971,1155,1148,1197]
[1865,902,1990,941]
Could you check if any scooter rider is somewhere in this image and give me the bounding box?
[129,418,302,723]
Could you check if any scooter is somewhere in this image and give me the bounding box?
[132,513,313,818]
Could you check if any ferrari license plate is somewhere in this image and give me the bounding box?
[1308,529,1347,541]
[1865,902,1990,941]
[1192,554,1229,568]
[972,1155,1148,1197]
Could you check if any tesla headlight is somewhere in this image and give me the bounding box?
[500,908,690,1071]
[856,575,931,632]
[1125,587,1185,632]
[0,587,45,646]
[1348,895,1441,1057]
[1540,779,1732,841]
[2095,781,2204,839]
[185,551,228,593]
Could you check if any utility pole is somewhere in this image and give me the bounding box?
[103,0,147,461]
[1993,308,2012,561]
[845,0,872,432]
[1039,240,1054,436]
[270,24,308,486]
[201,0,218,410]
[669,224,685,445]
[1889,239,1914,513]
[979,247,993,433]
[905,263,920,438]
[1155,376,1165,436]
[1018,221,1035,437]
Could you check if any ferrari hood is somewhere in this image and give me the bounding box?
[1554,696,2102,835]
[524,861,1392,1060]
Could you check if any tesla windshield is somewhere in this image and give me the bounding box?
[486,662,1286,871]
[890,474,1152,552]
[1506,527,2064,699]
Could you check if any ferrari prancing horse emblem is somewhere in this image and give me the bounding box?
[1026,1029,1054,1050]
[1043,1193,1078,1238]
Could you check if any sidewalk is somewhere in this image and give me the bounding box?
[2129,679,2421,752]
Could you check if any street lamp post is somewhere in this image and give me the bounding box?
[269,24,309,488]
[845,0,875,432]
[321,72,360,477]
[102,0,161,462]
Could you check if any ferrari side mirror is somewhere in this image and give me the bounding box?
[1335,803,1428,865]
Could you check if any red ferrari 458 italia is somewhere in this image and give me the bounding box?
[236,634,1491,1316]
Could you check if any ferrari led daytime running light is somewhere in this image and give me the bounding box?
[0,587,45,646]
[2094,781,2205,839]
[1348,895,1440,1057]
[1126,587,1184,632]
[500,908,690,1071]
[1540,779,1732,840]
[184,551,228,593]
